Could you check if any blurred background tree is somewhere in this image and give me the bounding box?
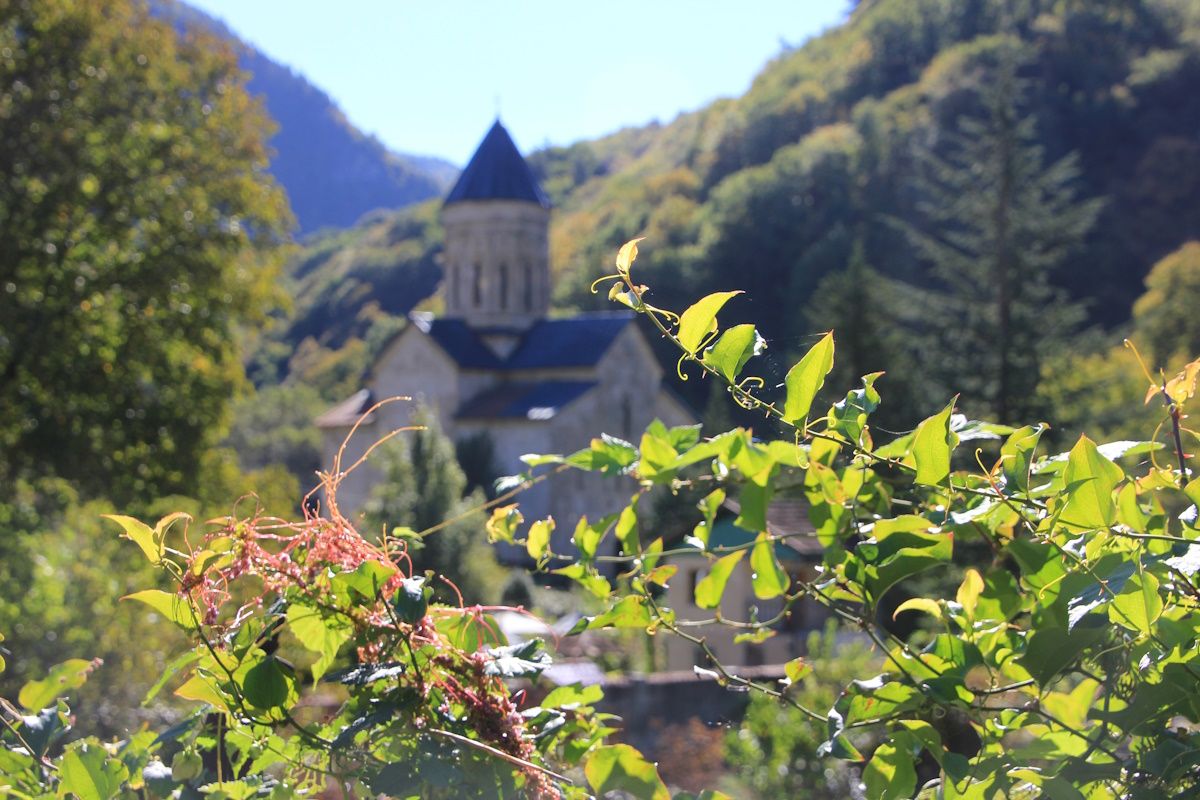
[0,0,293,735]
[723,622,879,800]
[362,408,506,606]
[901,40,1101,424]
[0,0,291,505]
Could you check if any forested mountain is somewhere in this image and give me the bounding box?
[152,1,457,234]
[258,0,1200,430]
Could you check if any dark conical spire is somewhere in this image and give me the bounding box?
[444,120,550,208]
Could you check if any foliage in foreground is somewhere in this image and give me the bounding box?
[4,241,1200,798]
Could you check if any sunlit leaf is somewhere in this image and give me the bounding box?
[678,291,743,354]
[584,744,669,800]
[527,517,555,563]
[694,551,745,609]
[18,659,93,711]
[1062,435,1124,529]
[911,399,958,486]
[750,533,789,599]
[702,323,765,382]
[781,332,834,425]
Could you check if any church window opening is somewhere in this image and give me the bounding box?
[472,263,482,308]
[621,395,633,440]
[499,263,509,310]
[524,263,534,310]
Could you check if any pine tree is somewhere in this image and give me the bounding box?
[363,408,505,604]
[903,46,1101,423]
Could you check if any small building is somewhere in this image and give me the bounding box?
[663,498,832,671]
[315,121,693,557]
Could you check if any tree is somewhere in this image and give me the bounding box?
[902,44,1101,422]
[0,0,291,503]
[362,408,505,605]
[1132,241,1200,365]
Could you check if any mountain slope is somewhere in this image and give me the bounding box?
[153,1,457,234]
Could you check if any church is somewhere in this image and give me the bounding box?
[315,121,694,557]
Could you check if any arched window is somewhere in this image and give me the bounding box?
[621,396,633,440]
[499,263,509,310]
[472,263,482,308]
[524,263,534,311]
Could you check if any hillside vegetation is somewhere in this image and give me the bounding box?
[271,1,1200,434]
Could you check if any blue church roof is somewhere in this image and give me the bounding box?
[444,120,550,208]
[506,314,636,369]
[417,317,503,369]
[416,312,634,372]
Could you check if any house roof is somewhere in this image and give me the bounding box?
[412,315,503,369]
[444,120,550,208]
[456,380,596,421]
[506,314,635,369]
[410,312,634,371]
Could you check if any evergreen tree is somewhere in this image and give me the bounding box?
[900,48,1101,422]
[803,236,924,427]
[362,408,504,604]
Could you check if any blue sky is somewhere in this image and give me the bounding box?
[185,1,849,165]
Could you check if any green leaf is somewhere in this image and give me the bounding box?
[827,372,883,445]
[485,504,524,544]
[615,237,642,275]
[911,399,958,486]
[574,514,617,562]
[542,683,604,709]
[393,577,431,625]
[1062,435,1125,529]
[435,612,506,651]
[781,332,834,425]
[286,602,353,682]
[103,514,160,564]
[893,597,944,622]
[122,589,195,630]
[694,551,745,609]
[784,657,812,684]
[59,741,127,800]
[552,563,612,599]
[527,517,555,563]
[567,434,639,474]
[616,498,640,555]
[1110,570,1163,635]
[241,656,291,710]
[1000,425,1044,493]
[956,568,984,619]
[690,489,726,549]
[1018,622,1106,686]
[174,673,229,710]
[862,736,916,800]
[861,517,952,600]
[331,560,397,602]
[584,744,670,800]
[677,291,743,354]
[733,478,773,538]
[750,533,789,599]
[19,659,93,711]
[578,595,665,631]
[702,323,764,382]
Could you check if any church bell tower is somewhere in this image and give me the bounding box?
[441,120,551,332]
